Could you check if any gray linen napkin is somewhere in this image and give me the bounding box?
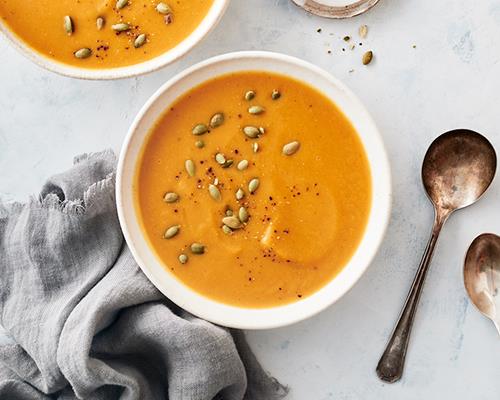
[0,150,287,400]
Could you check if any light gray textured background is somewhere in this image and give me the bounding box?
[1,0,499,398]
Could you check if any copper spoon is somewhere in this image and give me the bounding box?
[376,129,497,383]
[464,234,500,336]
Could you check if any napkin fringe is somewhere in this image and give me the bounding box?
[0,150,117,218]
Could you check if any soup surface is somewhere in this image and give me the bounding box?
[136,71,372,308]
[0,0,213,69]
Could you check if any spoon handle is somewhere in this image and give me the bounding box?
[376,210,449,383]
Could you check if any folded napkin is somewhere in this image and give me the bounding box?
[0,151,287,400]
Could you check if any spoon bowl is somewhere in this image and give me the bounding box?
[464,233,500,336]
[422,130,497,211]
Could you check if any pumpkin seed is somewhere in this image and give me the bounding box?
[164,14,173,24]
[210,113,224,128]
[222,216,242,230]
[192,123,208,135]
[74,48,92,59]
[178,253,188,264]
[163,192,179,203]
[156,2,172,14]
[238,206,249,223]
[222,225,233,235]
[96,17,105,30]
[164,225,180,239]
[213,178,219,185]
[221,160,233,168]
[362,50,373,65]
[252,142,259,153]
[282,141,300,156]
[258,126,265,135]
[225,209,233,216]
[248,105,265,115]
[243,126,261,139]
[190,242,205,254]
[195,140,205,148]
[237,160,249,171]
[271,89,281,100]
[64,16,73,35]
[215,153,226,164]
[112,23,131,32]
[134,34,147,48]
[208,184,221,201]
[248,178,260,194]
[359,24,368,38]
[244,90,256,101]
[236,188,245,200]
[185,159,195,177]
[116,0,129,9]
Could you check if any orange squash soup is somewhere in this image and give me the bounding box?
[135,71,372,308]
[0,0,213,68]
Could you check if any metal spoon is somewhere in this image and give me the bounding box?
[376,129,497,383]
[464,234,500,336]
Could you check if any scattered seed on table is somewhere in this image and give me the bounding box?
[362,50,373,65]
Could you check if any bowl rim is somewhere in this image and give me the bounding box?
[0,0,230,80]
[116,50,392,329]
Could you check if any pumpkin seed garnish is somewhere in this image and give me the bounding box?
[237,160,249,171]
[238,206,249,223]
[359,24,368,38]
[271,89,281,100]
[258,126,265,135]
[252,142,259,153]
[190,242,205,254]
[178,253,188,264]
[243,126,261,139]
[164,14,173,24]
[282,141,301,156]
[222,216,242,230]
[112,23,131,32]
[74,48,92,59]
[96,17,105,30]
[116,0,129,9]
[185,159,195,177]
[225,208,233,216]
[208,184,221,201]
[222,225,233,235]
[236,188,245,200]
[244,90,256,101]
[164,225,180,239]
[134,34,147,48]
[192,123,208,136]
[156,2,172,14]
[195,140,205,148]
[210,113,224,128]
[221,160,234,168]
[213,178,219,185]
[163,192,179,203]
[215,153,226,164]
[362,50,373,65]
[64,16,73,35]
[248,105,265,115]
[248,178,260,194]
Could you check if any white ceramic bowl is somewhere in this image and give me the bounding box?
[117,51,392,329]
[0,0,230,80]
